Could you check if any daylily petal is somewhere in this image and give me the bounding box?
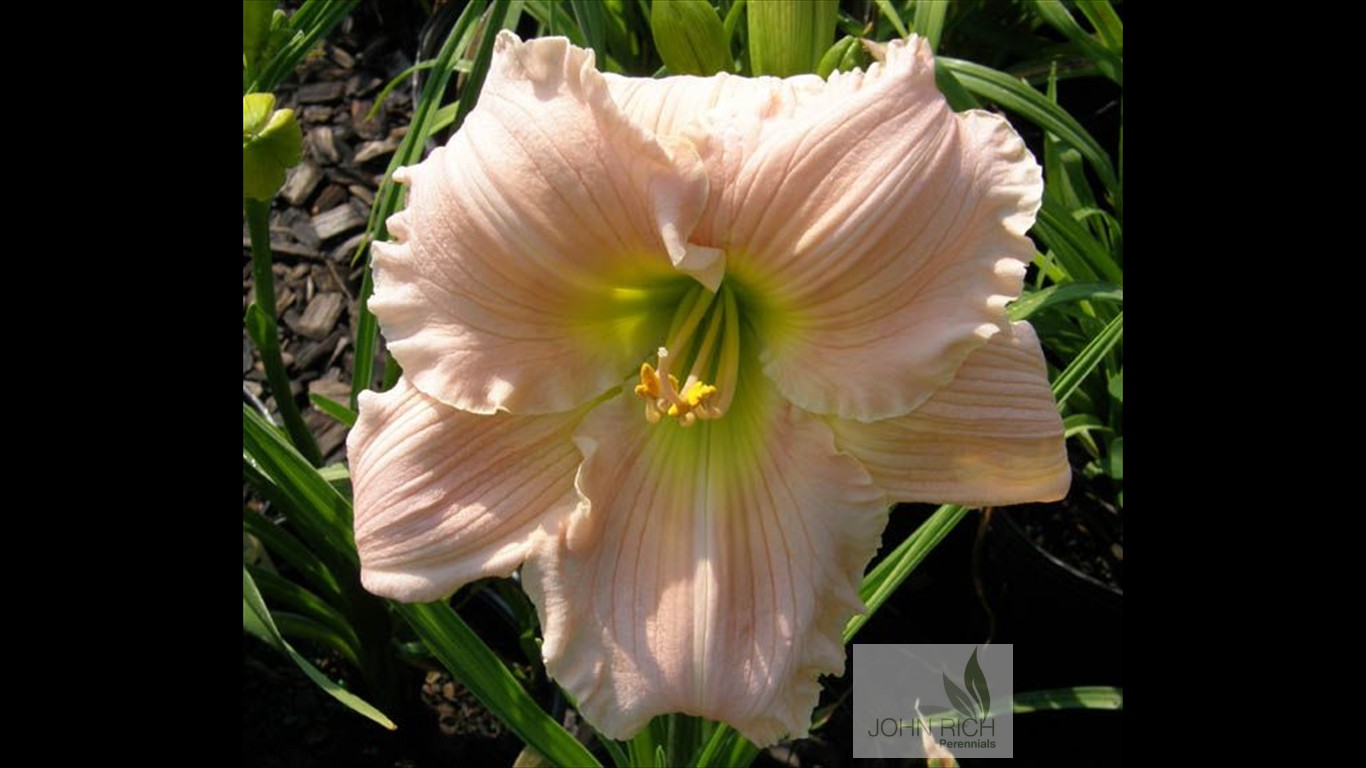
[370,31,712,415]
[692,36,1043,422]
[829,322,1071,506]
[605,69,825,140]
[348,377,588,602]
[524,372,888,746]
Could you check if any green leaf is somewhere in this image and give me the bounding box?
[651,0,731,75]
[310,393,358,427]
[242,403,356,566]
[243,565,395,730]
[847,504,968,641]
[1075,1,1123,54]
[722,737,760,768]
[1030,1,1121,84]
[1012,686,1123,713]
[458,0,519,131]
[524,0,587,46]
[394,602,601,767]
[935,61,980,112]
[1034,196,1122,285]
[318,463,351,490]
[872,0,909,39]
[1108,367,1123,403]
[351,270,379,407]
[570,0,607,61]
[1061,413,1110,440]
[1009,283,1122,321]
[629,722,659,768]
[721,0,747,46]
[943,674,975,721]
[242,507,344,603]
[963,648,990,720]
[243,1,276,83]
[1058,148,1101,221]
[1107,436,1123,480]
[367,60,438,121]
[939,57,1119,201]
[598,733,630,768]
[513,746,553,767]
[911,0,948,52]
[917,686,1123,730]
[249,0,359,94]
[249,565,364,669]
[690,724,758,768]
[1052,311,1123,408]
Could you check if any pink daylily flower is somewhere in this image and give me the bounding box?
[348,31,1069,746]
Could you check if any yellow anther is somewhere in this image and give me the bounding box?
[664,379,719,420]
[634,363,661,400]
[682,381,717,408]
[632,281,739,426]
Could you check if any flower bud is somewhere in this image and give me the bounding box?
[651,0,731,75]
[747,0,838,76]
[243,92,302,201]
[817,35,875,78]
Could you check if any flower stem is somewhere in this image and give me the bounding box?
[245,197,324,467]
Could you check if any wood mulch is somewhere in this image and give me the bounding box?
[242,10,422,464]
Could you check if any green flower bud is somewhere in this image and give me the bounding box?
[651,0,731,76]
[816,34,877,78]
[747,0,838,77]
[243,92,302,201]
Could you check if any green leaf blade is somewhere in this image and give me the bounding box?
[395,601,601,767]
[243,565,396,730]
[939,57,1119,201]
[911,0,948,52]
[1052,310,1124,408]
[242,403,356,566]
[1009,283,1123,322]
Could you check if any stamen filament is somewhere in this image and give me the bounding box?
[633,283,738,426]
[713,285,742,415]
[663,284,711,355]
[686,293,726,387]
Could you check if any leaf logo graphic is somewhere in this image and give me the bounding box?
[942,647,991,721]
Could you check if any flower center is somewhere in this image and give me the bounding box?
[634,283,741,427]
